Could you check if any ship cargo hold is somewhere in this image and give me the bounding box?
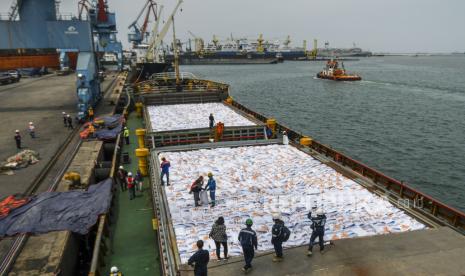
[130,72,465,275]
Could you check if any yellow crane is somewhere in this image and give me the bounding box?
[309,39,318,60]
[257,34,264,53]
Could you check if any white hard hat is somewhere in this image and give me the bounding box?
[128,172,132,176]
[110,266,118,273]
[272,213,282,221]
[62,111,66,115]
[119,166,124,170]
[29,122,33,125]
[316,209,324,216]
[15,130,19,133]
[67,114,71,117]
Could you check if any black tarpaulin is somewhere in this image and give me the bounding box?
[0,178,113,237]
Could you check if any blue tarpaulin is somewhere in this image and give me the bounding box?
[0,178,113,237]
[94,115,123,140]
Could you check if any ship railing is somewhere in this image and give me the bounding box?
[150,72,198,81]
[0,13,13,20]
[138,84,228,94]
[56,13,76,21]
[88,72,130,276]
[150,153,180,276]
[145,125,267,149]
[229,100,465,234]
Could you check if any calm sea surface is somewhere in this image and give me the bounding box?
[182,56,465,211]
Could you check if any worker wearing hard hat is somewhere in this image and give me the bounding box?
[62,112,68,127]
[123,127,130,145]
[14,130,21,149]
[116,166,128,191]
[205,172,216,207]
[88,106,94,121]
[110,266,122,276]
[238,218,257,273]
[66,114,74,130]
[271,213,291,262]
[28,122,36,138]
[307,209,327,256]
[126,172,135,200]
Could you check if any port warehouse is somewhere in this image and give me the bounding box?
[134,75,465,275]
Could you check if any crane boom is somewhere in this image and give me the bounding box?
[128,0,150,29]
[146,0,182,61]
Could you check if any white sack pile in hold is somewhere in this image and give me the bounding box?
[159,145,426,263]
[148,103,256,132]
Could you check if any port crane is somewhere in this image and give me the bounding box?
[0,0,101,120]
[188,31,205,54]
[78,0,124,70]
[127,0,158,46]
[145,0,183,62]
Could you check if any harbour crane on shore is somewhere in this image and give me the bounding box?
[128,0,158,46]
[1,0,101,120]
[188,31,205,54]
[77,0,124,70]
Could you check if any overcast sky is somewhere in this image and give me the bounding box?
[2,0,465,53]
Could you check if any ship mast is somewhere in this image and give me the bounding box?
[171,15,180,86]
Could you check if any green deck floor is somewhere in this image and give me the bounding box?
[105,112,160,275]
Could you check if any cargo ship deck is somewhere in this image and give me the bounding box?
[130,73,465,275]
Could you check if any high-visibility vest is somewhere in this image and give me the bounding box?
[123,129,129,137]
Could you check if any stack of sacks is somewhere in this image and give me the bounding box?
[160,144,426,263]
[148,103,256,132]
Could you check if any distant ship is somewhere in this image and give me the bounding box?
[317,42,372,57]
[317,59,362,81]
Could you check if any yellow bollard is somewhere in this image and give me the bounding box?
[135,128,146,148]
[300,136,313,146]
[135,148,149,176]
[266,118,277,135]
[135,102,143,117]
[225,96,233,104]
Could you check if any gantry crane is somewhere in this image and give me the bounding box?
[78,0,124,70]
[0,0,101,120]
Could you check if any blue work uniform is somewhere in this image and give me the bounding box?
[308,212,327,252]
[271,220,284,257]
[205,177,216,206]
[160,160,170,185]
[238,226,258,269]
[187,249,210,276]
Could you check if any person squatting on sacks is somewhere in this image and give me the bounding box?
[209,216,228,261]
[160,157,170,186]
[205,172,216,207]
[188,240,210,276]
[238,218,258,273]
[190,176,204,207]
[117,166,128,191]
[271,213,290,262]
[307,209,327,256]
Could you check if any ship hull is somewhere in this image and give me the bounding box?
[316,72,362,81]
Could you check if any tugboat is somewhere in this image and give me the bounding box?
[317,59,361,81]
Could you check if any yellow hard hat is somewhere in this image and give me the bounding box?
[207,172,213,177]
